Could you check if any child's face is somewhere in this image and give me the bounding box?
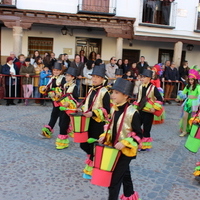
[189,78,194,85]
[53,69,61,76]
[126,71,131,76]
[44,67,49,72]
[92,75,104,86]
[141,76,151,84]
[111,90,128,104]
[115,75,122,79]
[65,74,74,82]
[132,63,136,68]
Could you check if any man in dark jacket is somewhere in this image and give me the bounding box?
[164,62,179,104]
[70,54,84,96]
[122,59,131,74]
[136,56,149,74]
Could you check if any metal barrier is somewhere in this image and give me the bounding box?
[0,74,183,101]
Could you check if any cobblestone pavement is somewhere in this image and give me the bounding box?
[0,100,199,200]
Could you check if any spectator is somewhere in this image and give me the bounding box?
[164,62,179,104]
[70,54,84,95]
[161,0,175,25]
[50,52,57,69]
[10,51,19,63]
[15,54,26,103]
[105,56,118,79]
[31,50,40,65]
[94,59,103,66]
[88,51,97,61]
[79,50,88,63]
[33,56,44,103]
[2,57,18,106]
[116,59,123,69]
[96,53,101,60]
[63,53,71,69]
[162,60,171,82]
[82,60,94,97]
[43,54,51,70]
[133,75,142,98]
[130,62,139,78]
[20,58,35,106]
[136,56,149,74]
[40,66,52,106]
[179,60,189,88]
[122,59,131,74]
[122,70,134,81]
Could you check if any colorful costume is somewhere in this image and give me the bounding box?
[179,66,200,135]
[40,62,66,138]
[99,78,142,200]
[56,67,78,149]
[134,69,163,150]
[80,65,110,179]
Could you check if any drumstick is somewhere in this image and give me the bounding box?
[87,138,98,143]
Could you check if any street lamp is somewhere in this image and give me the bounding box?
[61,26,68,35]
[186,44,194,51]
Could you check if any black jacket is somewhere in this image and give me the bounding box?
[2,64,19,85]
[70,61,84,76]
[165,67,179,81]
[136,62,149,74]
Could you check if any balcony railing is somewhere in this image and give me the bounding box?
[139,0,177,28]
[0,0,16,7]
[77,0,116,16]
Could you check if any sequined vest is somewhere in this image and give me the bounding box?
[83,87,108,112]
[109,105,137,142]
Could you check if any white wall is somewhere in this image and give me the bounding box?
[17,0,79,13]
[1,26,117,61]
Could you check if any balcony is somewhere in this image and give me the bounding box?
[139,0,177,29]
[77,0,116,16]
[0,0,16,7]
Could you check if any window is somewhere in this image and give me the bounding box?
[28,37,53,57]
[0,0,15,5]
[77,0,116,15]
[196,1,200,30]
[141,0,176,26]
[122,49,140,64]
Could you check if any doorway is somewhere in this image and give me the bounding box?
[122,49,140,64]
[28,37,53,57]
[158,49,186,65]
[76,37,102,58]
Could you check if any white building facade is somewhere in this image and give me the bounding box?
[0,0,200,66]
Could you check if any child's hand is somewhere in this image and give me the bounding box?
[63,102,69,108]
[83,111,93,118]
[49,93,55,98]
[98,137,105,144]
[114,142,125,150]
[149,108,155,113]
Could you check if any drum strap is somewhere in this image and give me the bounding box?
[104,103,129,146]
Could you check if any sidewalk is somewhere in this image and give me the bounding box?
[0,102,199,200]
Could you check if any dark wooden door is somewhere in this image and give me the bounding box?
[28,37,53,57]
[122,49,140,64]
[82,0,109,13]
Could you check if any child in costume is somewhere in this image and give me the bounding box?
[80,64,110,179]
[99,78,142,200]
[179,66,200,137]
[134,69,163,151]
[39,62,66,138]
[151,66,165,125]
[56,67,78,149]
[184,107,200,182]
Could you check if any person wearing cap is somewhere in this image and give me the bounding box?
[178,66,200,137]
[2,57,19,105]
[40,62,66,139]
[134,69,163,151]
[98,78,143,200]
[80,64,110,179]
[19,58,35,106]
[55,67,79,149]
